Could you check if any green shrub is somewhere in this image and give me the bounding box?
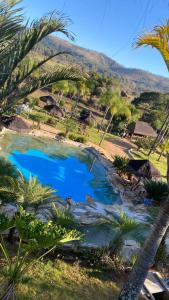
[68,133,87,143]
[45,117,57,126]
[144,180,168,203]
[52,205,76,230]
[134,137,153,150]
[113,155,129,176]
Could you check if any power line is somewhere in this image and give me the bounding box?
[111,0,153,58]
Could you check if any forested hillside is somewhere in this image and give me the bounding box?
[34,36,169,95]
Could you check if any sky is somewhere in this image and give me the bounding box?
[22,0,169,78]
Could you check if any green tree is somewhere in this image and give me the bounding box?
[0,0,83,115]
[64,118,77,137]
[52,80,69,104]
[119,22,169,299]
[99,97,131,145]
[98,89,119,132]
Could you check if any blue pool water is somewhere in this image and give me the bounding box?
[1,134,120,204]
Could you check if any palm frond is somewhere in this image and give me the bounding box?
[2,65,84,113]
[136,21,169,70]
[0,0,24,46]
[0,11,73,86]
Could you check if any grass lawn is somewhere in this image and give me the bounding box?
[12,260,120,300]
[130,149,167,179]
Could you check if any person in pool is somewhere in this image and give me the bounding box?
[86,194,95,205]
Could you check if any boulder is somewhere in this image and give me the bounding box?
[0,203,17,218]
[120,240,140,262]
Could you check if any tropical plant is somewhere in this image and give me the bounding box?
[71,81,87,116]
[113,155,129,177]
[118,23,169,298]
[52,205,76,229]
[99,96,131,145]
[52,80,69,104]
[68,133,87,143]
[0,0,84,115]
[103,211,145,254]
[64,118,77,137]
[0,208,81,299]
[98,89,119,132]
[144,180,168,203]
[0,171,55,206]
[134,137,154,151]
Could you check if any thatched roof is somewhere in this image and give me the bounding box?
[40,95,56,105]
[127,121,157,138]
[43,104,65,118]
[1,116,31,132]
[127,159,161,179]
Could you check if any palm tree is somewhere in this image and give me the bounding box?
[103,211,144,254]
[118,23,169,299]
[0,0,84,116]
[52,80,69,104]
[71,81,87,116]
[98,89,119,132]
[136,21,169,155]
[0,171,55,207]
[99,97,131,145]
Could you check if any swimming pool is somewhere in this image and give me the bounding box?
[0,133,121,204]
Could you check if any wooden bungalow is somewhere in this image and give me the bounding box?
[43,104,65,118]
[127,159,161,180]
[1,116,31,133]
[127,121,157,138]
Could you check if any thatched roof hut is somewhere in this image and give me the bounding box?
[127,121,157,138]
[40,95,56,105]
[127,159,161,179]
[1,116,31,132]
[43,104,65,118]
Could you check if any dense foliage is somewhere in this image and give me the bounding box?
[144,180,168,203]
[133,92,169,130]
[0,0,84,115]
[113,155,129,176]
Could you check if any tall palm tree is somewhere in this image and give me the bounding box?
[98,89,119,132]
[0,0,84,115]
[99,97,131,145]
[71,80,86,117]
[118,21,169,297]
[135,21,169,155]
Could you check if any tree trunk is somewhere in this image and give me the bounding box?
[118,154,169,300]
[98,106,109,132]
[148,113,169,156]
[99,115,113,146]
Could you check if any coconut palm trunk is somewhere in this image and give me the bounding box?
[98,106,110,132]
[118,154,169,300]
[99,115,113,146]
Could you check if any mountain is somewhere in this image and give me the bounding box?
[38,36,169,95]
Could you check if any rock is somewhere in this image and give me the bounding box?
[0,203,17,218]
[36,209,53,220]
[26,207,35,214]
[35,213,48,223]
[66,198,76,206]
[120,240,140,261]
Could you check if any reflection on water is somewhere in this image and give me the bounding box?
[0,133,121,204]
